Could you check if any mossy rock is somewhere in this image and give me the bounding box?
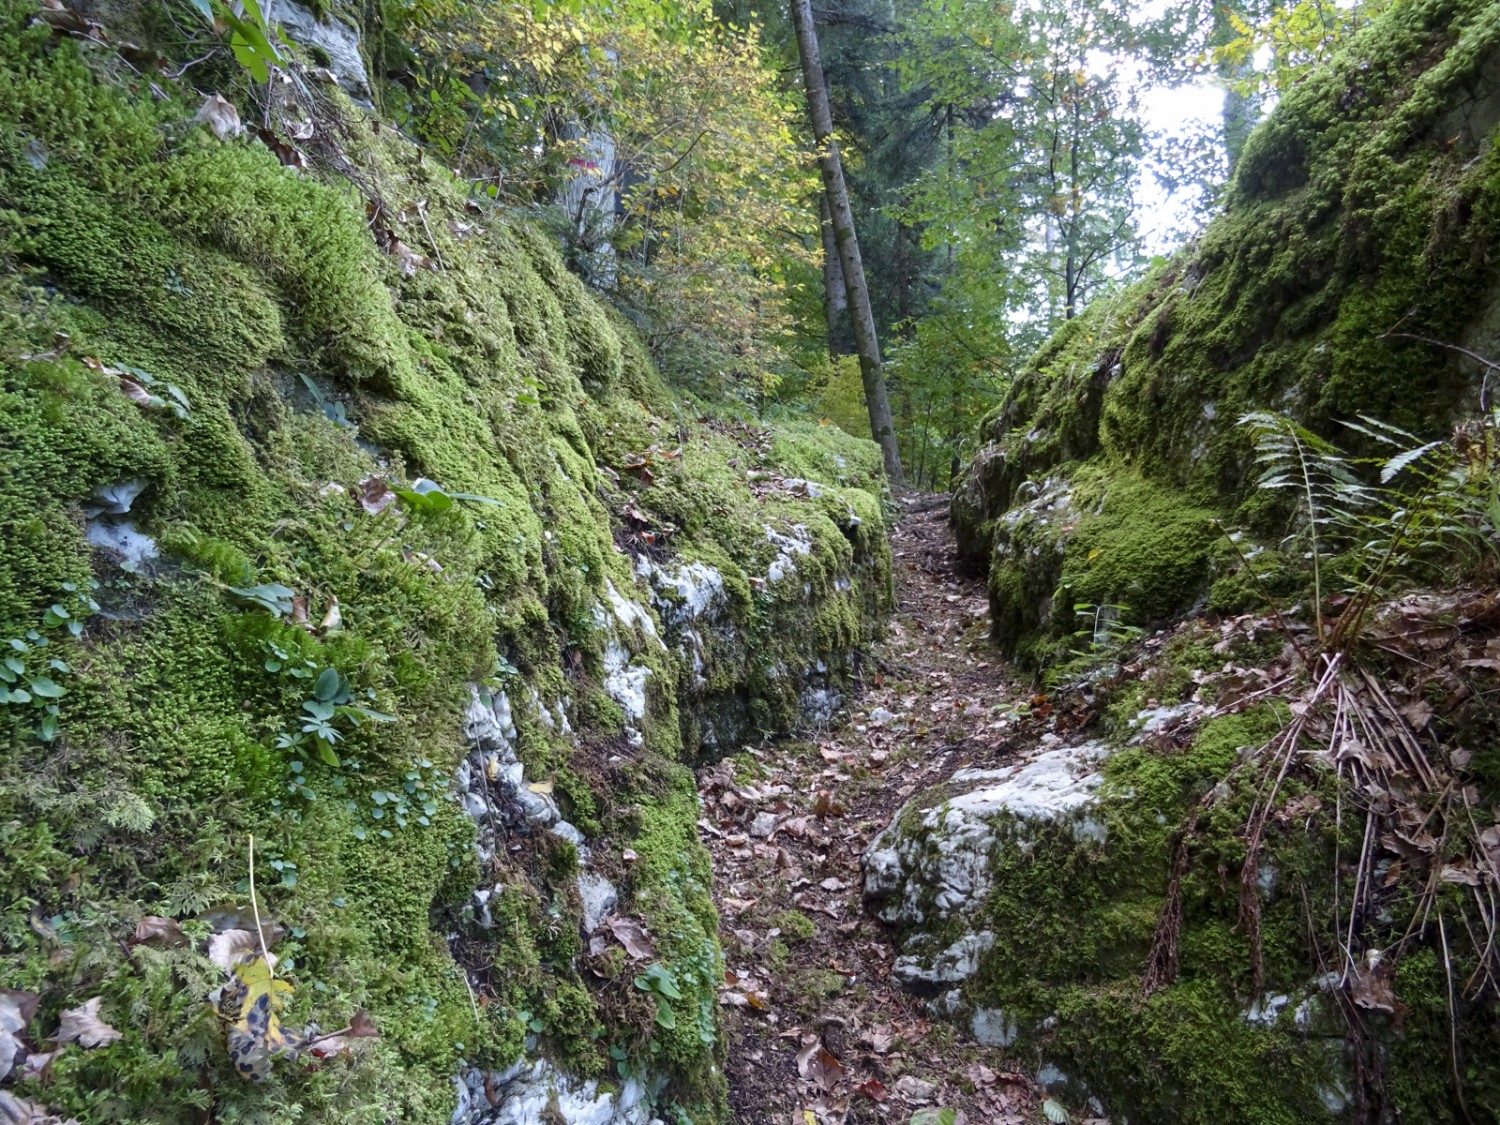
[954,0,1500,659]
[0,7,889,1122]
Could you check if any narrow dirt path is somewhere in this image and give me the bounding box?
[698,494,1045,1125]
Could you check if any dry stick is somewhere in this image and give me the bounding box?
[1438,914,1479,1125]
[1239,654,1342,990]
[416,200,446,271]
[248,834,273,979]
[1341,811,1377,987]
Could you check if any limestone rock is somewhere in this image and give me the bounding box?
[266,0,372,106]
[864,740,1112,926]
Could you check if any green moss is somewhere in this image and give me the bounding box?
[955,0,1500,658]
[768,909,816,943]
[0,4,895,1119]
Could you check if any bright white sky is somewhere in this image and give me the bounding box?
[1136,78,1226,251]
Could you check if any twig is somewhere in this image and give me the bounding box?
[1438,914,1478,1125]
[461,971,482,1028]
[416,199,446,271]
[248,834,273,978]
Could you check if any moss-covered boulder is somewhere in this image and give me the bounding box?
[953,0,1500,661]
[0,6,890,1122]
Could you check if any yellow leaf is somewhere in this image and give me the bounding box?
[223,953,300,1081]
[527,780,554,795]
[1088,548,1102,561]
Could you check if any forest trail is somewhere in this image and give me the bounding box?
[698,495,1053,1125]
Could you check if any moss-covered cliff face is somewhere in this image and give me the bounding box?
[953,0,1500,664]
[914,2,1500,1120]
[0,6,890,1121]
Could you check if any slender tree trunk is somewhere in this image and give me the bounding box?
[818,194,851,359]
[790,0,905,485]
[1211,2,1260,172]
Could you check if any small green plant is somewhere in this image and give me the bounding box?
[393,478,504,514]
[632,962,683,1029]
[0,582,98,742]
[1045,601,1143,688]
[273,668,394,767]
[230,582,297,617]
[185,0,284,82]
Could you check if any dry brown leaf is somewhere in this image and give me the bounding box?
[795,1037,844,1092]
[1348,957,1407,1026]
[606,914,656,961]
[132,916,187,948]
[52,998,122,1049]
[194,94,242,140]
[893,1075,936,1105]
[357,477,396,516]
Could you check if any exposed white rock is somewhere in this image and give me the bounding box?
[971,1007,1018,1047]
[465,688,517,758]
[605,579,658,639]
[514,786,559,828]
[764,523,812,583]
[602,638,650,729]
[454,1059,661,1125]
[648,560,725,626]
[86,519,158,568]
[865,741,1112,925]
[88,478,147,516]
[577,872,618,933]
[893,930,995,985]
[266,0,372,106]
[1244,993,1291,1027]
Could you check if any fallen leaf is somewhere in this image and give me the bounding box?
[894,1075,936,1105]
[21,1047,65,1083]
[254,127,306,169]
[207,929,261,972]
[132,916,187,948]
[1,991,38,1081]
[856,1079,888,1102]
[194,94,242,140]
[319,597,342,634]
[1348,956,1407,1026]
[606,914,656,961]
[52,998,122,1049]
[0,1091,81,1125]
[356,477,395,516]
[117,378,155,407]
[220,953,300,1080]
[795,1036,845,1092]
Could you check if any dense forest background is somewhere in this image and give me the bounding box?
[329,0,1392,484]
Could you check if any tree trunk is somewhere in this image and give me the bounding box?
[790,0,905,486]
[1211,3,1261,172]
[818,194,851,359]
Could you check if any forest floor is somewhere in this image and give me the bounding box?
[697,494,1050,1125]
